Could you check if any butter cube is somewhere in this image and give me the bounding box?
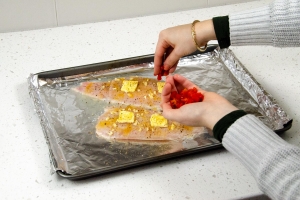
[150,113,168,127]
[121,81,138,92]
[170,123,176,130]
[157,82,165,93]
[117,111,135,123]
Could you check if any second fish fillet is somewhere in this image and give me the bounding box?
[95,105,204,142]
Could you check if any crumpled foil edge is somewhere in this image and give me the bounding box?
[28,74,67,174]
[217,48,291,130]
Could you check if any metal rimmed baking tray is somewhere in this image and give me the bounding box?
[28,45,292,180]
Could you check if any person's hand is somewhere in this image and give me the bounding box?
[161,74,238,130]
[154,19,216,78]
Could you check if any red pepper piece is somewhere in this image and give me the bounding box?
[169,87,204,109]
[156,64,171,80]
[157,65,166,80]
[157,73,162,81]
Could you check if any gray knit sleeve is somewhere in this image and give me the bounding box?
[222,114,300,199]
[229,0,300,47]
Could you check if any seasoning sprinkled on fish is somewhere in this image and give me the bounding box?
[73,77,165,110]
[95,105,204,142]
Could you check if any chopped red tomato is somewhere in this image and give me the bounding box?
[170,87,204,109]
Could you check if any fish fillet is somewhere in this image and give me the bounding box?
[95,105,204,142]
[73,77,163,110]
[73,81,111,99]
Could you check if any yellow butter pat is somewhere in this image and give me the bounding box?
[121,81,138,92]
[117,111,135,123]
[150,113,168,127]
[157,82,165,93]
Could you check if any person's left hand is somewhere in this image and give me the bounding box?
[161,74,238,130]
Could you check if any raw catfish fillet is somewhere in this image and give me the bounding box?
[108,77,162,110]
[73,77,163,110]
[73,81,111,99]
[95,105,204,142]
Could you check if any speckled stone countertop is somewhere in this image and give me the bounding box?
[1,0,299,199]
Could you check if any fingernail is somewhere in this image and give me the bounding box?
[164,65,170,70]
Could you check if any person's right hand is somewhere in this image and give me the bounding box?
[161,74,238,130]
[154,19,216,78]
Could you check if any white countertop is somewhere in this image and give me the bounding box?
[1,0,299,199]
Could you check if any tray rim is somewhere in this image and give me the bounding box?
[35,45,218,78]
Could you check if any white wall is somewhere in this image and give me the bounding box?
[0,0,255,33]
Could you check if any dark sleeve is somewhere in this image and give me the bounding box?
[212,16,230,49]
[213,110,247,142]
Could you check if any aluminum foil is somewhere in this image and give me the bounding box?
[28,47,291,177]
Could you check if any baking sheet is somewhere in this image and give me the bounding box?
[28,46,292,179]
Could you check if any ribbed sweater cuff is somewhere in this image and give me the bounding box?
[229,5,272,46]
[222,114,289,176]
[213,110,247,142]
